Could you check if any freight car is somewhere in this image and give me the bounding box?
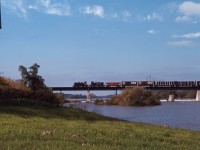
[138,81,154,87]
[105,82,121,87]
[154,81,196,87]
[122,81,137,87]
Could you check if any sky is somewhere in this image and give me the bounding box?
[1,0,200,88]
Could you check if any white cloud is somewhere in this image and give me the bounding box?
[173,32,200,39]
[0,1,134,22]
[168,40,196,46]
[81,5,104,18]
[179,1,200,16]
[2,0,27,18]
[30,0,71,16]
[175,15,191,22]
[176,1,200,22]
[148,29,159,34]
[107,10,133,21]
[2,0,71,17]
[144,12,163,21]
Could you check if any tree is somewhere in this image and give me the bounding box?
[18,63,46,91]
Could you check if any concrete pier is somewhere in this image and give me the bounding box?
[196,90,200,101]
[86,90,91,102]
[168,94,175,102]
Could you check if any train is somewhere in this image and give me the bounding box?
[73,81,200,88]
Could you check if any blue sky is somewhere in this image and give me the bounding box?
[1,0,200,87]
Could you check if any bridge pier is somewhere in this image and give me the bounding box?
[86,90,91,102]
[168,94,175,102]
[116,89,118,95]
[196,90,200,101]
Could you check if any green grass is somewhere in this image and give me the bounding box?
[0,105,200,150]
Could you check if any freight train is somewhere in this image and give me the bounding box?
[73,81,200,88]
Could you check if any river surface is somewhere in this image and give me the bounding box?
[64,100,200,131]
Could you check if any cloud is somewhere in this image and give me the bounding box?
[173,32,200,39]
[176,1,200,23]
[121,10,132,21]
[81,5,104,18]
[107,10,133,22]
[29,0,71,16]
[0,1,134,22]
[2,0,71,17]
[179,1,200,16]
[148,29,159,34]
[2,0,27,18]
[122,10,132,18]
[175,15,192,22]
[168,40,196,46]
[144,12,163,21]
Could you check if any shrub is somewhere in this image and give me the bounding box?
[95,99,105,105]
[0,77,64,106]
[106,87,161,106]
[31,89,64,105]
[107,95,121,105]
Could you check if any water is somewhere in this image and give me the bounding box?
[65,100,200,131]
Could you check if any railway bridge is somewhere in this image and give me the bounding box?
[51,86,200,102]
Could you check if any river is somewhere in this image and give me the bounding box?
[64,100,200,131]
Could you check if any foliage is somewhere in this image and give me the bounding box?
[107,87,161,106]
[0,77,64,105]
[0,105,200,150]
[0,77,31,99]
[18,63,46,91]
[94,99,107,105]
[0,63,64,105]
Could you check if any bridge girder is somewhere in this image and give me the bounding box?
[51,86,200,92]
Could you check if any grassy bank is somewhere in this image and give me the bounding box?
[0,105,200,150]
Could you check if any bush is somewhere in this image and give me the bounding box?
[95,99,105,105]
[30,89,64,105]
[106,87,161,106]
[0,77,64,106]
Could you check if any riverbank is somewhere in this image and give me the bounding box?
[0,105,200,149]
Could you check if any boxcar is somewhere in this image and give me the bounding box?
[106,82,121,87]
